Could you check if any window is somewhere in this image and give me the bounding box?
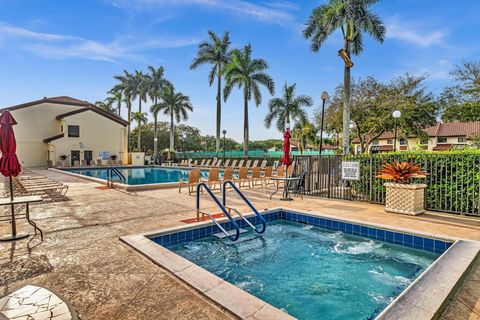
[68,125,80,137]
[372,140,379,146]
[437,137,447,143]
[458,137,467,143]
[399,139,407,145]
[420,137,429,145]
[387,139,393,145]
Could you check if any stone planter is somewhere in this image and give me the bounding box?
[384,182,427,215]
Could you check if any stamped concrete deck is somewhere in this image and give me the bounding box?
[1,168,479,320]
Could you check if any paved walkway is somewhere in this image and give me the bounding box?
[0,169,479,319]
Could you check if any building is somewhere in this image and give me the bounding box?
[0,96,129,167]
[352,121,480,154]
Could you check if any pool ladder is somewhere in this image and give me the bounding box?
[196,181,266,241]
[106,167,126,188]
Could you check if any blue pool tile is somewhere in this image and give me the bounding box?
[353,225,361,235]
[434,240,446,253]
[368,227,376,239]
[423,238,434,250]
[385,231,394,243]
[186,230,193,241]
[170,233,178,243]
[338,222,345,232]
[394,232,404,245]
[345,223,353,233]
[332,220,339,230]
[376,229,385,241]
[360,226,368,236]
[326,219,333,229]
[319,219,326,227]
[403,234,413,247]
[413,236,424,249]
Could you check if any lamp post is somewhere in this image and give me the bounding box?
[392,110,401,151]
[319,91,329,155]
[222,130,227,161]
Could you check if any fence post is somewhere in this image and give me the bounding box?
[327,156,331,199]
[369,156,373,203]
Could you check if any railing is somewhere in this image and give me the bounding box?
[295,153,480,216]
[196,182,241,241]
[106,167,126,188]
[222,180,266,234]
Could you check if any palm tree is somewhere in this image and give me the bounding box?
[95,100,116,114]
[265,83,313,132]
[224,44,275,155]
[131,111,148,126]
[113,70,135,151]
[190,31,231,153]
[147,65,170,161]
[303,0,386,154]
[292,121,317,155]
[106,89,124,117]
[153,85,193,153]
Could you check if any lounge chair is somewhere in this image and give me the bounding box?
[223,159,231,168]
[235,167,250,189]
[55,160,64,168]
[96,159,104,166]
[202,168,220,189]
[244,159,252,169]
[236,159,245,169]
[259,160,267,169]
[197,159,206,167]
[215,159,223,168]
[178,169,201,195]
[250,167,262,187]
[230,159,238,169]
[250,159,259,169]
[80,159,87,167]
[106,160,113,166]
[12,177,69,200]
[73,160,80,167]
[273,160,280,169]
[203,159,212,168]
[222,167,234,182]
[62,160,71,167]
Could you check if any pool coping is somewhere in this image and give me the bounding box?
[49,166,193,190]
[120,207,480,320]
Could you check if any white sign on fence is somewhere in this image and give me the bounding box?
[342,161,361,180]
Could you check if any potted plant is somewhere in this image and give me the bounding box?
[377,162,428,215]
[110,155,117,161]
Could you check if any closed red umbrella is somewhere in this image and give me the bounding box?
[0,110,24,241]
[282,129,292,166]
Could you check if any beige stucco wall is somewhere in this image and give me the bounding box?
[7,102,127,167]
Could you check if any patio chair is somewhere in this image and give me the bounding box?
[230,159,238,169]
[0,285,80,320]
[244,159,252,169]
[274,165,285,177]
[286,164,295,177]
[55,160,64,168]
[235,167,250,189]
[197,159,206,167]
[80,159,87,167]
[262,166,274,185]
[178,169,201,195]
[117,159,123,166]
[215,159,223,168]
[106,160,113,166]
[13,177,69,200]
[222,167,234,182]
[250,159,259,168]
[203,159,212,168]
[112,159,119,165]
[202,168,220,189]
[223,159,231,168]
[62,160,71,167]
[250,167,262,187]
[288,172,305,199]
[273,160,280,169]
[96,159,103,166]
[73,160,80,167]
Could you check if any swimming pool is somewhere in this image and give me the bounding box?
[168,220,438,319]
[124,209,465,320]
[59,166,210,186]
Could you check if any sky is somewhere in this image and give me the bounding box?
[1,0,479,141]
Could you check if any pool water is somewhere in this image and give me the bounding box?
[170,221,439,320]
[64,167,215,185]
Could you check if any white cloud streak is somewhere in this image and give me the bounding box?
[0,22,200,62]
[386,17,446,47]
[112,0,296,26]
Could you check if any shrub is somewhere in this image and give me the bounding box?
[377,162,428,184]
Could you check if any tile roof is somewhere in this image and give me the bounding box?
[352,121,480,143]
[1,96,128,126]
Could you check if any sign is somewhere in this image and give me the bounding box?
[341,161,360,180]
[100,151,110,160]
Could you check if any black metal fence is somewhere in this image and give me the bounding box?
[294,153,480,217]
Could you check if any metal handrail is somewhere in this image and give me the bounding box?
[222,180,266,234]
[107,167,126,188]
[196,182,240,241]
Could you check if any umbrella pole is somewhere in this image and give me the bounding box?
[9,176,16,237]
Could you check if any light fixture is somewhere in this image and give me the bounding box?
[393,110,401,118]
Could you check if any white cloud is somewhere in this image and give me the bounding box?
[386,17,446,47]
[0,22,199,62]
[112,0,296,26]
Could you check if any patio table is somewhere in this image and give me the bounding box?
[0,195,43,241]
[270,176,302,201]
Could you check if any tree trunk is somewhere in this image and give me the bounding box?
[342,41,352,155]
[170,112,174,151]
[243,89,249,156]
[153,97,158,161]
[127,104,132,152]
[137,99,142,151]
[216,65,222,153]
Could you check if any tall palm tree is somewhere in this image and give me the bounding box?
[153,85,193,152]
[131,70,149,151]
[303,0,385,154]
[113,70,135,151]
[190,31,231,153]
[147,65,170,161]
[106,89,124,117]
[224,44,275,155]
[265,83,313,132]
